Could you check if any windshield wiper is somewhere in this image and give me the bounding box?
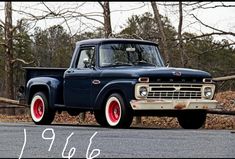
[133,60,157,67]
[103,62,133,67]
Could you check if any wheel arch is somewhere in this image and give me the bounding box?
[26,77,62,109]
[102,89,126,109]
[93,80,136,110]
[28,84,49,105]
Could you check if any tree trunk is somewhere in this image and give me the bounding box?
[103,1,112,38]
[178,2,189,67]
[178,1,184,66]
[4,2,14,100]
[151,1,170,65]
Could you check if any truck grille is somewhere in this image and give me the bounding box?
[147,83,202,99]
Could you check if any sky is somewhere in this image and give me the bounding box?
[0,2,235,43]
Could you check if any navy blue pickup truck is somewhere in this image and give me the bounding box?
[24,38,218,129]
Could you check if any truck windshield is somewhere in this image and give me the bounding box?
[99,43,165,67]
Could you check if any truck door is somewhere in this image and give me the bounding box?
[64,46,95,108]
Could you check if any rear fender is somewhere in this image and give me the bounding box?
[26,77,63,109]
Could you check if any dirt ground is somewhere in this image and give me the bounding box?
[0,91,234,129]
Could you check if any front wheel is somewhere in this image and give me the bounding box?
[177,111,207,129]
[30,92,55,125]
[104,93,133,128]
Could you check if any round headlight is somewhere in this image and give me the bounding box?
[139,87,148,97]
[204,87,212,99]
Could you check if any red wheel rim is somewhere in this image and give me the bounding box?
[108,100,120,122]
[33,98,44,119]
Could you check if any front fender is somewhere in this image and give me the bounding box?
[26,77,63,109]
[94,79,137,110]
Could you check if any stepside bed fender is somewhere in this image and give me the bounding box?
[26,77,63,109]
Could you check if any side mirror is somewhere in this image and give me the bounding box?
[166,61,170,67]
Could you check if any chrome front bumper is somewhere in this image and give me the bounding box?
[130,99,218,110]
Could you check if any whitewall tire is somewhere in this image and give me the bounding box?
[104,93,133,128]
[30,92,55,125]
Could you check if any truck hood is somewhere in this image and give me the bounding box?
[100,66,212,79]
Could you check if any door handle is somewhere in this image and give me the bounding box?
[92,80,101,85]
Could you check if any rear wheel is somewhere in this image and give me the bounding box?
[104,93,133,128]
[177,111,207,129]
[30,92,55,125]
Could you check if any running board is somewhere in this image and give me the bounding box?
[54,104,66,107]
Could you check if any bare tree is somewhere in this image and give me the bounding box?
[24,2,146,39]
[151,1,170,65]
[1,2,35,100]
[37,2,112,38]
[0,2,130,99]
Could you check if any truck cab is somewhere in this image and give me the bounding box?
[25,38,218,129]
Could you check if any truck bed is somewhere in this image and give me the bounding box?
[24,67,67,84]
[24,67,67,105]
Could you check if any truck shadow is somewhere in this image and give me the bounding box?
[51,123,182,130]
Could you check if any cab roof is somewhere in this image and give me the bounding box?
[75,38,158,46]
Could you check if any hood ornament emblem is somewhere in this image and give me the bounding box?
[172,71,181,76]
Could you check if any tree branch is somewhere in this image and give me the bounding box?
[184,32,235,41]
[111,2,146,13]
[12,9,57,21]
[188,42,235,59]
[0,19,5,26]
[98,2,104,10]
[64,11,104,25]
[11,58,34,65]
[11,18,24,33]
[199,2,235,9]
[191,13,235,37]
[42,2,57,16]
[0,42,7,48]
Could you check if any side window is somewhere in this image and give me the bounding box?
[76,47,95,69]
